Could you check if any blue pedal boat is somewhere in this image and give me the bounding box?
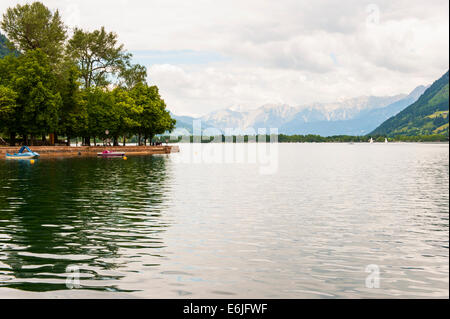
[5,146,40,159]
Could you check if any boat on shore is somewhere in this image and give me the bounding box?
[97,150,125,158]
[5,146,40,159]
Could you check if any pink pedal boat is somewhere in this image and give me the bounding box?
[97,150,125,158]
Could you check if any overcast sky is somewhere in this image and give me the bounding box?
[1,0,449,116]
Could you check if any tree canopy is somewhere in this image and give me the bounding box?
[67,27,131,89]
[0,1,175,146]
[1,2,66,64]
[0,50,62,139]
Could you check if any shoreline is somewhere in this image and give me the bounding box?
[0,145,180,158]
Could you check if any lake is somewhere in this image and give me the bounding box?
[0,143,448,298]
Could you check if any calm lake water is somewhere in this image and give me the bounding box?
[0,143,448,298]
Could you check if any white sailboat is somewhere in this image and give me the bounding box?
[385,138,388,143]
[369,137,374,144]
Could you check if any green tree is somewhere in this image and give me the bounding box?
[79,87,110,146]
[1,2,176,146]
[1,50,62,143]
[0,55,20,144]
[0,85,17,144]
[67,27,131,88]
[119,63,147,89]
[110,87,142,145]
[56,61,88,145]
[130,83,175,145]
[0,2,66,64]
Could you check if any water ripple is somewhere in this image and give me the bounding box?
[0,144,448,298]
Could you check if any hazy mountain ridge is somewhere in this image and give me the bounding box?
[0,32,18,58]
[280,85,427,135]
[0,32,10,58]
[371,71,449,136]
[172,85,427,136]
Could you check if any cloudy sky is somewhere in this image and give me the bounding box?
[1,0,449,116]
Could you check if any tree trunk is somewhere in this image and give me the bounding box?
[66,136,71,146]
[9,132,16,146]
[94,136,97,147]
[149,134,155,145]
[113,135,119,146]
[123,136,126,146]
[84,136,91,146]
[49,133,55,145]
[138,133,141,146]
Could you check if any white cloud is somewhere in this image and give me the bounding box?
[1,0,448,115]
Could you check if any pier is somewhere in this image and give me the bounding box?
[0,145,180,158]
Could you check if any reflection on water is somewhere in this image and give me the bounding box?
[0,144,449,298]
[0,156,172,293]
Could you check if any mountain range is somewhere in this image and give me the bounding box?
[0,32,9,58]
[172,85,428,136]
[371,70,449,136]
[3,28,446,137]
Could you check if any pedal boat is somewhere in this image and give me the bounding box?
[97,150,125,158]
[5,146,40,159]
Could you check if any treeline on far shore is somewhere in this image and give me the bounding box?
[157,133,449,143]
[1,133,448,146]
[277,134,449,143]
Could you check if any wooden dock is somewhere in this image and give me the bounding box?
[0,145,180,158]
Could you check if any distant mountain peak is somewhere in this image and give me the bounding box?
[228,105,247,112]
[171,83,431,136]
[371,70,449,136]
[407,84,429,99]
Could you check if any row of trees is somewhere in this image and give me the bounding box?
[0,2,175,146]
[158,133,449,143]
[278,134,448,142]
